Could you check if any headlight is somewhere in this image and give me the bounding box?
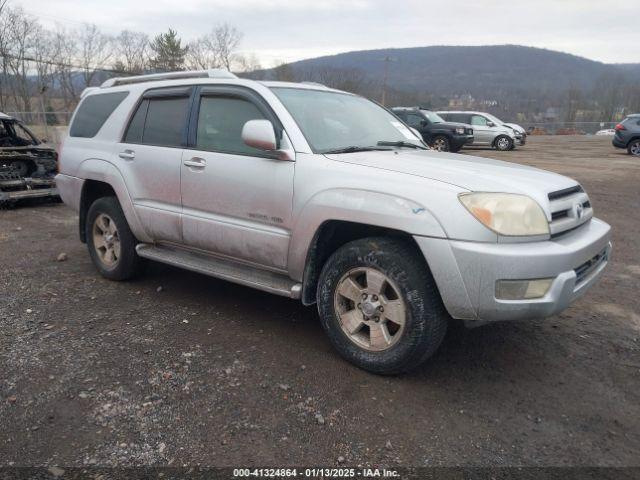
[458,193,549,236]
[455,127,465,135]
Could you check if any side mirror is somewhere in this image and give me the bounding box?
[242,119,278,151]
[420,120,428,127]
[486,121,495,127]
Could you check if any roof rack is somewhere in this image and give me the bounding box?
[300,81,327,88]
[101,69,238,88]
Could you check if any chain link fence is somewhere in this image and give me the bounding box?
[3,112,625,146]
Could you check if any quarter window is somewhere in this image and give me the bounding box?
[196,96,268,155]
[70,91,128,138]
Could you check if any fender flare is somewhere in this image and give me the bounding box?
[78,158,152,243]
[287,188,447,282]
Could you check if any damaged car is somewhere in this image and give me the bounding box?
[0,112,58,205]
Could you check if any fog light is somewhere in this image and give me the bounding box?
[495,279,553,300]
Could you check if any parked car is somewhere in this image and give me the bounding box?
[437,111,519,150]
[595,129,616,136]
[391,107,473,152]
[0,112,58,205]
[57,70,612,374]
[612,114,640,156]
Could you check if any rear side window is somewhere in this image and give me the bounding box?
[70,92,128,138]
[123,96,189,148]
[196,96,267,155]
[406,114,424,128]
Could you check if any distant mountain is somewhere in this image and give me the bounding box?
[256,45,640,109]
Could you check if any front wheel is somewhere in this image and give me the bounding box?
[431,136,450,152]
[628,140,640,156]
[317,237,449,374]
[86,196,141,281]
[494,135,513,151]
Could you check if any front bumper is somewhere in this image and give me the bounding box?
[0,177,59,202]
[452,134,474,149]
[415,218,611,324]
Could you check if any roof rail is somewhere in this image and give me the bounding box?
[300,81,327,88]
[101,69,238,88]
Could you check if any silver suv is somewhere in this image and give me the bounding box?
[438,111,520,150]
[57,70,611,374]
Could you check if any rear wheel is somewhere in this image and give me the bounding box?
[494,135,513,151]
[628,140,640,156]
[431,136,450,152]
[86,196,141,281]
[317,237,449,374]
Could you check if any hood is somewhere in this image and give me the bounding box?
[324,149,577,208]
[504,123,525,134]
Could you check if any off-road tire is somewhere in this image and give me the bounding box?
[431,135,450,152]
[494,135,513,151]
[86,196,141,281]
[628,139,640,156]
[317,237,449,375]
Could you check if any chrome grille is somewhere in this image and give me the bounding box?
[548,185,593,237]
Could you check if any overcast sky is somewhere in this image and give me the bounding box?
[12,0,640,65]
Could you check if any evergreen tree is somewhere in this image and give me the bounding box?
[149,29,188,72]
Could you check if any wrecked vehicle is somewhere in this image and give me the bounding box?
[0,112,58,205]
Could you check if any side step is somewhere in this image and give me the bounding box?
[136,244,302,299]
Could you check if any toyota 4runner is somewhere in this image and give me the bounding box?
[57,70,612,374]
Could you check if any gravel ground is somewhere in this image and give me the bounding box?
[0,135,639,468]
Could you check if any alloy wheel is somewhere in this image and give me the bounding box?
[92,213,121,268]
[333,267,406,352]
[630,142,640,156]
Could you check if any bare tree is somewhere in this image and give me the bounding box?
[114,30,149,74]
[77,24,113,86]
[186,24,243,71]
[214,23,242,70]
[52,26,81,111]
[186,35,218,70]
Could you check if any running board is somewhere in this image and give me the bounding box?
[135,244,302,299]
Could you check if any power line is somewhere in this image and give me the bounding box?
[0,51,132,76]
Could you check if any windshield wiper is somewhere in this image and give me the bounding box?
[377,141,428,150]
[323,146,390,154]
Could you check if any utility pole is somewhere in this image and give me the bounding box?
[39,85,50,142]
[381,56,395,107]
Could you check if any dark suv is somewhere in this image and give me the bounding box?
[612,114,640,156]
[391,107,473,152]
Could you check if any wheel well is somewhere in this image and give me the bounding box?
[301,220,418,305]
[79,180,116,243]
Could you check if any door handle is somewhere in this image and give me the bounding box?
[184,157,207,169]
[118,150,135,161]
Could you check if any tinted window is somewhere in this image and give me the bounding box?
[124,99,148,144]
[454,113,471,123]
[471,115,488,126]
[141,97,189,147]
[406,114,424,128]
[196,96,267,155]
[70,92,128,138]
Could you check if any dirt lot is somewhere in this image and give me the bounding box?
[1,135,639,468]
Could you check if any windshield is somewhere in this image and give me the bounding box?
[271,87,422,153]
[421,110,444,123]
[0,120,39,147]
[483,113,504,125]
